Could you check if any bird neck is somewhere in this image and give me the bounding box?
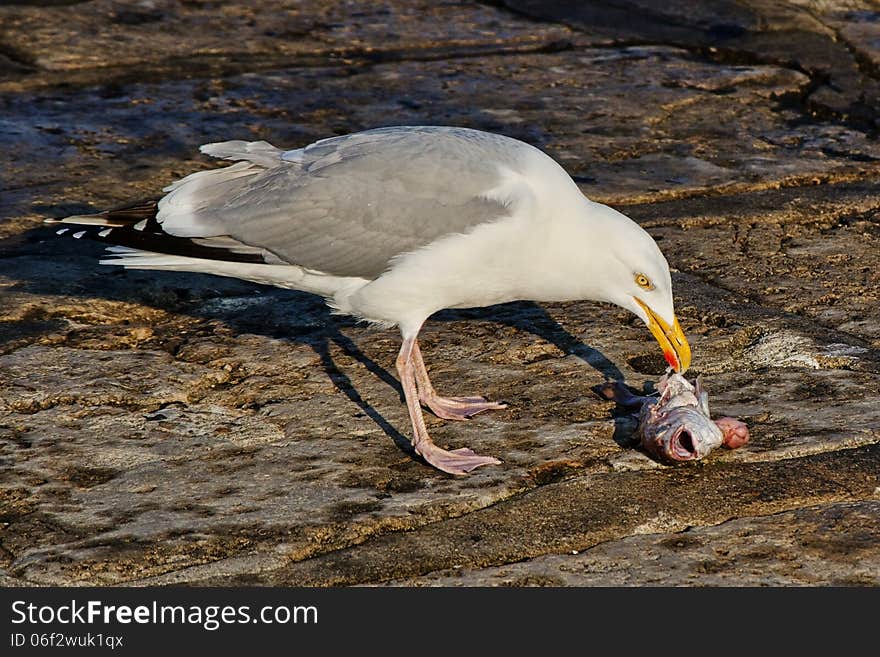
[515,197,621,303]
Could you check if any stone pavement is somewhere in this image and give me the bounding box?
[0,0,877,586]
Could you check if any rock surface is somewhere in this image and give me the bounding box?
[0,0,878,586]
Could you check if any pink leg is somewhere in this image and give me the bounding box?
[715,416,750,449]
[396,334,501,475]
[410,340,507,421]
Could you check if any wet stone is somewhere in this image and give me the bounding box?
[391,500,880,586]
[0,0,878,586]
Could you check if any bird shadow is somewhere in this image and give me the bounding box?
[436,301,624,381]
[590,379,652,449]
[225,294,626,458]
[3,225,626,462]
[310,325,413,456]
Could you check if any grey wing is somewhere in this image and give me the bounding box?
[157,127,528,278]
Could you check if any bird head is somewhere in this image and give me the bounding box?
[586,204,691,373]
[616,262,691,374]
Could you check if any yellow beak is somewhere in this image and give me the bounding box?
[633,298,691,373]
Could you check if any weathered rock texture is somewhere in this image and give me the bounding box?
[0,0,878,586]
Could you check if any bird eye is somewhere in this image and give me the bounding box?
[635,273,654,290]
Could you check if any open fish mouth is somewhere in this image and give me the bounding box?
[668,427,699,461]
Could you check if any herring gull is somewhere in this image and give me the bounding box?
[49,126,691,475]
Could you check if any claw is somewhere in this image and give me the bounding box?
[397,334,504,475]
[421,395,508,421]
[415,442,502,475]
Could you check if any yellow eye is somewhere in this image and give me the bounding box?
[635,273,653,290]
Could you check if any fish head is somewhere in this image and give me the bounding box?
[639,405,724,463]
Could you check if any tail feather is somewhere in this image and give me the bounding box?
[100,247,358,297]
[47,199,368,299]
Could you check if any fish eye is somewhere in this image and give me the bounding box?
[635,273,654,290]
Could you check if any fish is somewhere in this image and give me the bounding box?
[597,373,749,463]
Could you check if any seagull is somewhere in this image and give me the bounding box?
[48,126,691,475]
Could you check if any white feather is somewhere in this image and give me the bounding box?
[157,161,263,237]
[199,140,282,168]
[57,215,115,226]
[100,248,368,300]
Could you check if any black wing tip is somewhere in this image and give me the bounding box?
[48,198,269,265]
[51,220,267,265]
[51,224,114,240]
[45,198,161,227]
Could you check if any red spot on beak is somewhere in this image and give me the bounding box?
[663,350,678,370]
